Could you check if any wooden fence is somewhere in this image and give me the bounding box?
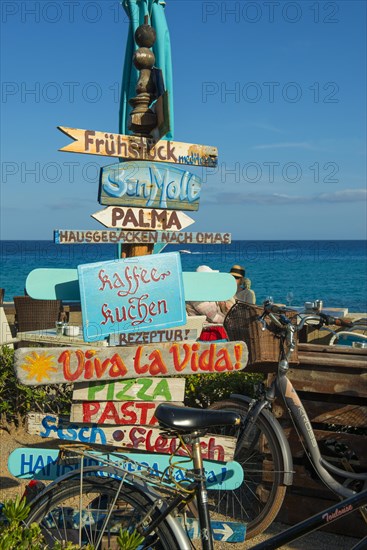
[252,342,367,537]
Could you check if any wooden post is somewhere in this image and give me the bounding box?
[123,15,157,258]
[120,242,153,258]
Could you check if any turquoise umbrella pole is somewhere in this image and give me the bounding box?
[119,0,174,140]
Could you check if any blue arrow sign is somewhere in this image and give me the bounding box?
[99,162,202,211]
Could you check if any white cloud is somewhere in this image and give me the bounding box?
[251,141,314,150]
[203,188,367,205]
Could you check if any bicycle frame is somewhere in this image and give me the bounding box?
[238,348,365,501]
[275,371,361,499]
[249,488,367,550]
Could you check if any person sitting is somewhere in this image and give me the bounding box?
[227,264,256,307]
[186,265,226,323]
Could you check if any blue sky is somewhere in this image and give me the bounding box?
[1,0,366,240]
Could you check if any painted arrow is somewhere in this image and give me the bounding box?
[7,447,244,491]
[182,518,246,543]
[91,206,194,231]
[58,126,218,168]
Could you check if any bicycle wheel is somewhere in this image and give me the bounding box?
[25,474,178,549]
[208,399,287,539]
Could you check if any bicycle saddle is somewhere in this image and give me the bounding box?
[155,403,241,432]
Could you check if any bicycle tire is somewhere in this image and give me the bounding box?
[25,473,179,549]
[208,399,287,539]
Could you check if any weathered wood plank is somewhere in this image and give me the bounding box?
[109,327,199,346]
[54,230,231,245]
[108,315,206,347]
[99,162,202,211]
[27,413,236,461]
[298,343,367,356]
[91,207,194,231]
[77,253,186,342]
[273,400,367,428]
[15,341,248,386]
[70,401,182,425]
[72,377,186,402]
[7,447,244,491]
[288,368,367,397]
[297,353,367,369]
[58,127,218,167]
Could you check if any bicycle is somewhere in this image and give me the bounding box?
[207,300,367,539]
[22,405,242,549]
[21,402,367,549]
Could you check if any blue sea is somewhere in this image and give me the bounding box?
[1,240,366,312]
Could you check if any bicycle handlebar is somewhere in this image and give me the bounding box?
[261,302,354,332]
[318,312,354,328]
[263,302,289,316]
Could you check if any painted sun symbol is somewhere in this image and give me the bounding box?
[21,351,58,383]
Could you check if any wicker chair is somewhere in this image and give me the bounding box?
[14,296,63,333]
[0,288,4,306]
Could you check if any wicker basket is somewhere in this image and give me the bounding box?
[224,302,299,366]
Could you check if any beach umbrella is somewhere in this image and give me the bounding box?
[119,0,174,140]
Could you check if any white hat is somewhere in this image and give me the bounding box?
[196,265,219,273]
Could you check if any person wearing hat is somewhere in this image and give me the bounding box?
[186,266,226,323]
[229,264,256,305]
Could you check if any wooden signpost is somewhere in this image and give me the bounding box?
[15,341,248,386]
[99,161,202,210]
[91,206,194,231]
[54,230,231,245]
[58,127,218,167]
[7,10,250,525]
[77,252,186,341]
[25,268,237,302]
[27,413,237,462]
[8,447,244,491]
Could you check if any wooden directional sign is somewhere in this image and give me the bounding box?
[72,377,186,402]
[27,413,236,461]
[58,127,218,168]
[108,327,198,347]
[8,447,244,491]
[78,253,186,341]
[25,268,237,302]
[91,206,194,231]
[15,341,248,386]
[99,162,202,211]
[182,518,246,543]
[70,401,182,425]
[54,230,231,245]
[108,314,204,347]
